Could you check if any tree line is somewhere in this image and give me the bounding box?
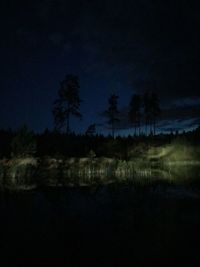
[0,125,199,159]
[0,74,199,159]
[53,74,161,137]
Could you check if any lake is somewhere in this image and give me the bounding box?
[0,185,200,266]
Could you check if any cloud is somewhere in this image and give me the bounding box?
[172,97,200,108]
[161,104,200,121]
[111,100,200,132]
[158,118,200,132]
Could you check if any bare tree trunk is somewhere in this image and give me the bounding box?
[153,119,156,136]
[150,120,153,135]
[145,120,148,136]
[138,122,141,136]
[112,122,115,138]
[66,113,70,135]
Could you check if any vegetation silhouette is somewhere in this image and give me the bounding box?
[0,126,199,159]
[0,126,199,190]
[103,94,120,138]
[0,74,199,189]
[129,94,142,135]
[11,125,36,157]
[85,124,96,136]
[53,74,82,134]
[143,91,161,135]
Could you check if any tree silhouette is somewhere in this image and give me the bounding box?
[85,124,96,136]
[129,94,142,135]
[150,92,161,135]
[143,91,151,135]
[53,75,82,134]
[104,94,120,138]
[143,91,161,135]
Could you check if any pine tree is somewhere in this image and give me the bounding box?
[129,94,142,135]
[53,75,82,134]
[104,94,120,138]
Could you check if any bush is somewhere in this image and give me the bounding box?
[11,125,37,157]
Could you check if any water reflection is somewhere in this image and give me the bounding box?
[0,186,200,266]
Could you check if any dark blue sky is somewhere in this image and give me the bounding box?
[0,0,200,134]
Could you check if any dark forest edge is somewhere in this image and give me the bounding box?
[0,126,200,191]
[52,74,161,137]
[0,74,199,191]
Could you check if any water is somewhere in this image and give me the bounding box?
[0,185,200,266]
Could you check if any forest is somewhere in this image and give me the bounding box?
[0,74,199,190]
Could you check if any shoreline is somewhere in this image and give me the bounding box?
[0,155,200,191]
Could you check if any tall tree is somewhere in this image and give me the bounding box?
[143,91,161,135]
[53,75,82,134]
[150,92,161,135]
[85,124,96,136]
[143,91,151,135]
[129,94,142,135]
[104,94,120,138]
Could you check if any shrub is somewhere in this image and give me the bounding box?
[11,125,37,157]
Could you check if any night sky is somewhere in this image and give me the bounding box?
[0,0,200,134]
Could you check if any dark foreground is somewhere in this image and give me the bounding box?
[0,185,200,267]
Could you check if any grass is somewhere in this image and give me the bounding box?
[0,141,200,190]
